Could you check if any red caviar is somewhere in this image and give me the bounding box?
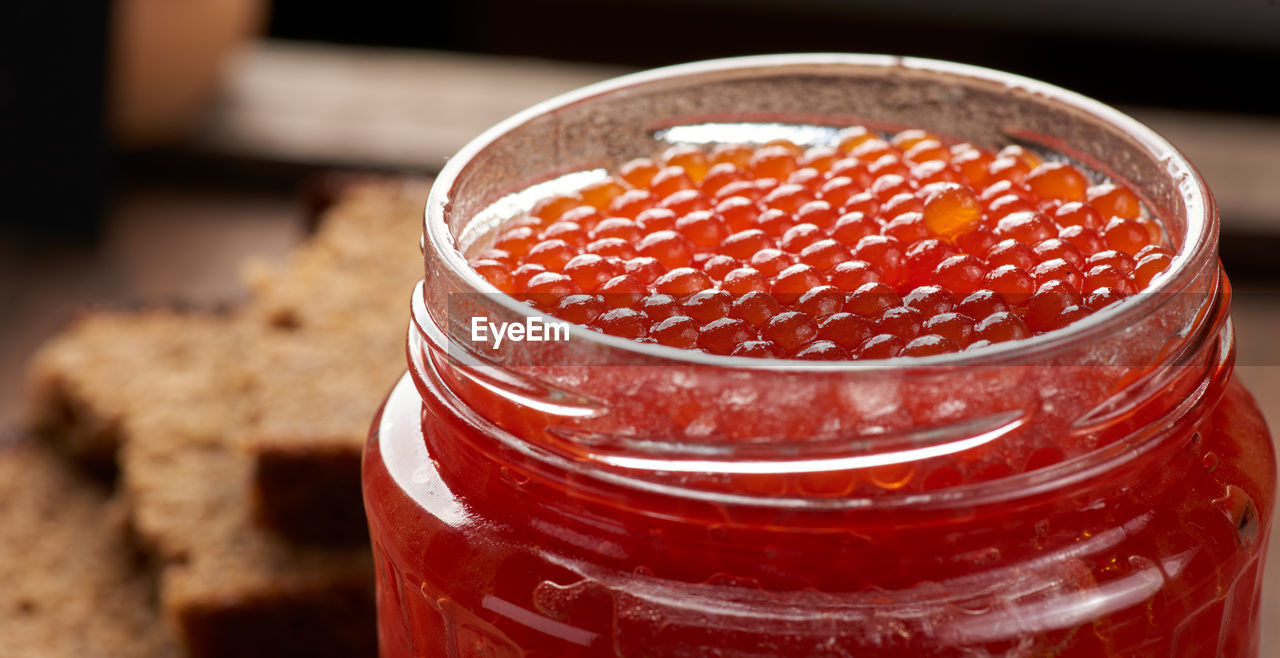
[471,133,1170,359]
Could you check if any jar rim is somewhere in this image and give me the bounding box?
[424,53,1215,371]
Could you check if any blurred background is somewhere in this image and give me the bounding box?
[1,0,1278,627]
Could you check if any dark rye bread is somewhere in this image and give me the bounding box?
[25,310,376,658]
[24,309,229,475]
[238,179,425,544]
[29,180,426,545]
[0,437,177,657]
[25,308,149,477]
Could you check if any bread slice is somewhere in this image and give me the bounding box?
[29,180,424,546]
[238,180,425,544]
[0,437,178,657]
[242,178,427,335]
[24,307,189,478]
[25,310,377,657]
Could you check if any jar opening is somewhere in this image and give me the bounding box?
[424,54,1216,371]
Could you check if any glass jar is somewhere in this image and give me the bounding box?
[363,55,1276,657]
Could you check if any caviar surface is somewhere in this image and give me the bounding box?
[473,131,1171,359]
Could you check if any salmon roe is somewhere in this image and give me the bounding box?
[470,129,1170,359]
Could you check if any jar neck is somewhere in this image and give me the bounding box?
[404,296,1232,591]
[406,267,1236,528]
